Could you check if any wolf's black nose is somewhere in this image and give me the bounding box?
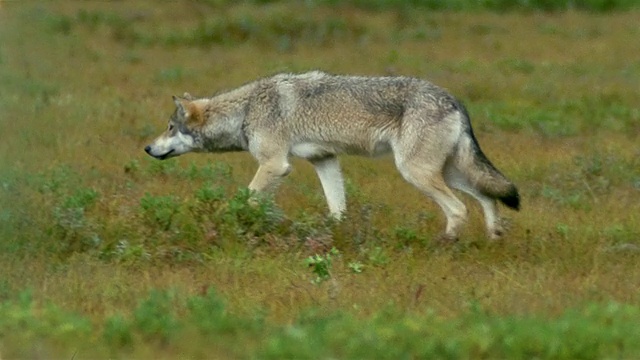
[144,145,151,154]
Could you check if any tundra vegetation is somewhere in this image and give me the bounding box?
[0,0,639,358]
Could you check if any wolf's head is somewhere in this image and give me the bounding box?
[145,94,204,160]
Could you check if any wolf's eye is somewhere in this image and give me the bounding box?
[168,124,174,131]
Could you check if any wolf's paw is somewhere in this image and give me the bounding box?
[489,228,504,241]
[435,232,459,245]
[489,218,512,240]
[247,197,260,208]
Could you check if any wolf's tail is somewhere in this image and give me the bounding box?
[452,103,520,210]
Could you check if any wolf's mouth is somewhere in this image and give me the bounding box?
[156,149,175,160]
[155,149,175,160]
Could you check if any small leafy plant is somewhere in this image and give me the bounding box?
[223,188,285,237]
[51,187,101,254]
[305,247,340,284]
[139,193,180,231]
[348,261,364,274]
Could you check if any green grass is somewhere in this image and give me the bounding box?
[1,1,640,358]
[4,288,640,358]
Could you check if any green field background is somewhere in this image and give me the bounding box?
[1,1,639,358]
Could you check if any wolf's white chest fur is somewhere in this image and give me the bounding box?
[290,140,391,159]
[290,142,330,158]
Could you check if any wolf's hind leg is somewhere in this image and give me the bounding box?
[310,156,346,220]
[396,160,467,242]
[443,164,503,240]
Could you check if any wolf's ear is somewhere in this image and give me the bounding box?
[182,92,195,101]
[173,95,204,125]
[172,95,190,119]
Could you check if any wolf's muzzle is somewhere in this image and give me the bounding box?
[144,146,174,160]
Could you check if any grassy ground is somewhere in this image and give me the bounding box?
[1,1,639,358]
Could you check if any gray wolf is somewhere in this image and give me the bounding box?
[145,71,519,241]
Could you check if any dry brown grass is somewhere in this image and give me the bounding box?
[0,1,639,356]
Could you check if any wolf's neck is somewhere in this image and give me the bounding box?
[207,82,255,111]
[200,83,255,152]
[209,83,255,105]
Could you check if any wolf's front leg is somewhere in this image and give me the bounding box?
[248,159,292,196]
